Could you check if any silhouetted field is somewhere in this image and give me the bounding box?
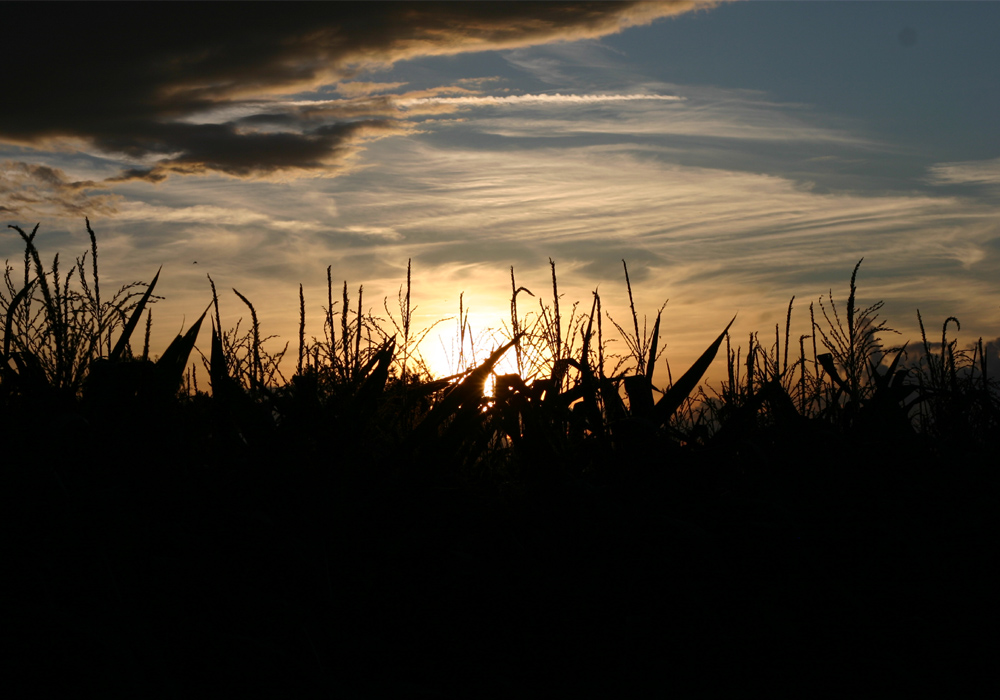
[8,222,998,695]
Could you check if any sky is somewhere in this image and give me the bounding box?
[3,1,999,383]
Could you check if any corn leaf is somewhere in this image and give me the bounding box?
[653,315,736,428]
[354,336,396,412]
[413,336,519,440]
[154,306,208,393]
[110,266,161,362]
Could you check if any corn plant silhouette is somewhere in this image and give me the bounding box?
[7,221,997,698]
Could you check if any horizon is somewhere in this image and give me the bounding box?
[3,1,998,384]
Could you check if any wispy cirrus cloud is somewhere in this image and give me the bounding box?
[334,81,410,98]
[459,86,869,147]
[0,161,119,218]
[241,90,686,124]
[310,136,1000,362]
[397,92,685,108]
[926,157,1000,187]
[111,202,304,229]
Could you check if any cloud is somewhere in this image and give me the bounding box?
[304,136,1000,362]
[0,161,120,218]
[112,202,280,228]
[2,1,716,181]
[335,81,409,97]
[341,225,403,241]
[20,132,992,384]
[397,92,685,108]
[926,157,1000,187]
[101,119,411,182]
[460,86,868,146]
[243,90,685,125]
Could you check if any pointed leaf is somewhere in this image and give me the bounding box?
[874,345,907,394]
[818,353,847,391]
[154,306,208,393]
[354,336,396,410]
[645,311,662,382]
[653,315,736,428]
[110,267,161,361]
[413,336,519,440]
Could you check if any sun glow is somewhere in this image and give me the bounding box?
[420,326,523,383]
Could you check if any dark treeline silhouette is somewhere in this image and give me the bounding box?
[8,222,998,694]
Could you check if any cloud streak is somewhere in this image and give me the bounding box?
[927,157,1000,187]
[0,161,119,217]
[462,87,870,146]
[398,92,685,108]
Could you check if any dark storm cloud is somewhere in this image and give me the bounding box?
[101,119,408,182]
[3,1,711,180]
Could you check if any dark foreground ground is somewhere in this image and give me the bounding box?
[10,419,998,698]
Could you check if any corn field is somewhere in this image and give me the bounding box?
[8,221,998,695]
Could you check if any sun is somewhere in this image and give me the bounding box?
[413,325,525,389]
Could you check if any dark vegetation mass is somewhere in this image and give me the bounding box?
[8,221,998,695]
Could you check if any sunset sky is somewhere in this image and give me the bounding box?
[3,1,998,382]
